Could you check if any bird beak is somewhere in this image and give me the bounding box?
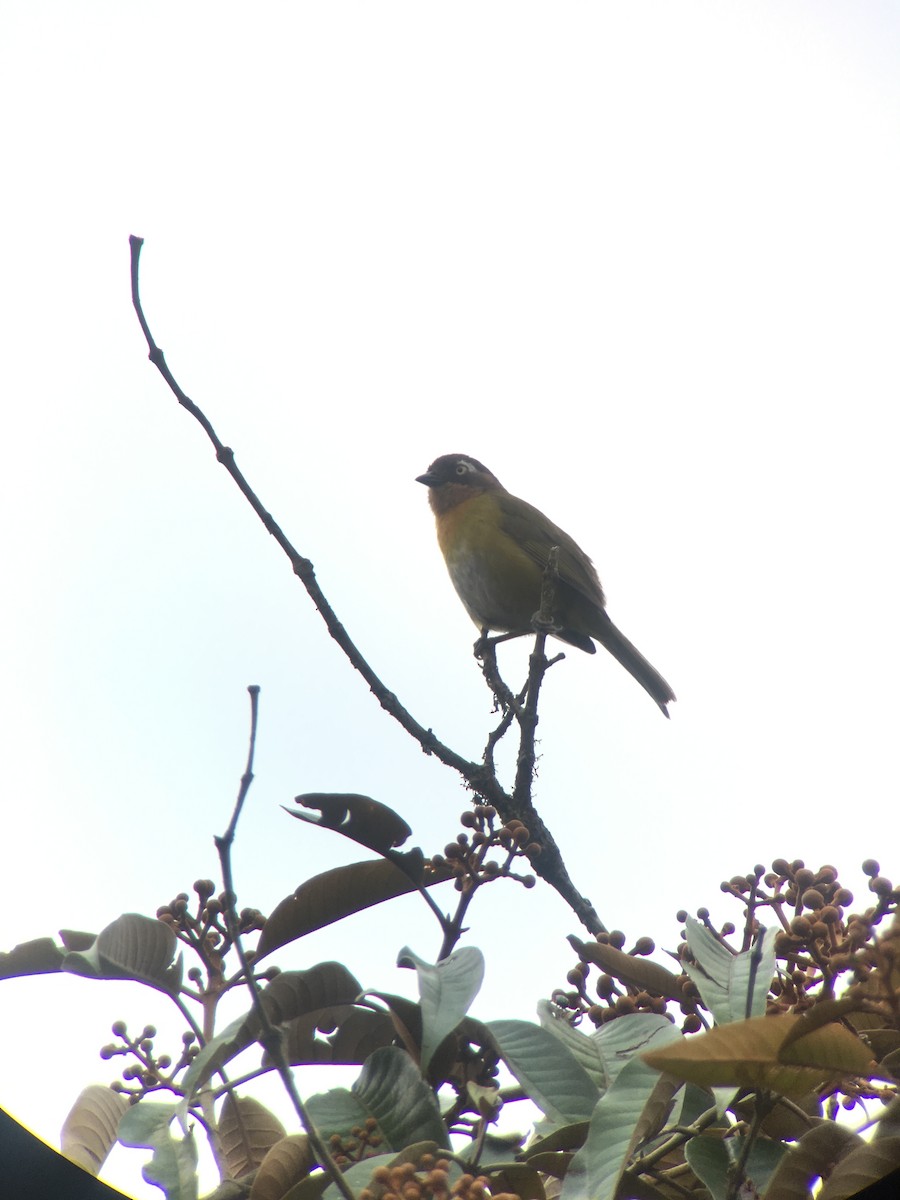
[415,472,438,486]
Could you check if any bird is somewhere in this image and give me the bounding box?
[416,454,675,716]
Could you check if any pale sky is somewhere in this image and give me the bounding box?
[2,4,899,1196]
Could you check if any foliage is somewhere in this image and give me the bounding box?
[4,240,900,1199]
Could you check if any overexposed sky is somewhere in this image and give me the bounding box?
[2,4,899,1196]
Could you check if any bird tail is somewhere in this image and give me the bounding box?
[593,613,676,717]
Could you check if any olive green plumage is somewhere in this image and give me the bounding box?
[416,453,675,716]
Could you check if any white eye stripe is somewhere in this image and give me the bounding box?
[456,459,477,475]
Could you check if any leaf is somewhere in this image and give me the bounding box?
[249,1135,315,1200]
[365,991,423,1059]
[62,914,183,995]
[266,963,363,1018]
[818,1136,900,1200]
[683,918,777,1024]
[288,793,412,853]
[685,1133,788,1200]
[537,1001,607,1091]
[765,1122,863,1200]
[521,1123,590,1158]
[118,1101,198,1200]
[570,938,684,1000]
[219,1094,287,1180]
[561,1022,681,1200]
[642,1014,878,1097]
[0,936,66,979]
[592,1013,679,1088]
[488,1019,600,1125]
[257,855,449,958]
[178,1012,252,1111]
[397,946,484,1072]
[273,1006,395,1067]
[305,1046,449,1150]
[487,1163,548,1200]
[61,1084,129,1174]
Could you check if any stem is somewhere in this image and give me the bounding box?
[213,687,356,1200]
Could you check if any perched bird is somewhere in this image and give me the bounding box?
[416,454,675,716]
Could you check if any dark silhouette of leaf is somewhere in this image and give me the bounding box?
[766,1122,863,1200]
[364,992,423,1060]
[0,936,65,979]
[268,1006,396,1067]
[288,793,412,853]
[256,963,363,1026]
[257,854,447,959]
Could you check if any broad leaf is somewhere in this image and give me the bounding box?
[561,1020,681,1200]
[642,1013,877,1097]
[765,1122,863,1200]
[118,1102,198,1200]
[62,914,183,995]
[305,1046,448,1150]
[685,1133,788,1200]
[178,1012,252,1113]
[249,1134,314,1200]
[219,1094,286,1179]
[272,1006,395,1067]
[592,1012,678,1087]
[0,936,66,979]
[61,1084,129,1174]
[818,1136,900,1200]
[488,1019,600,1125]
[537,1001,607,1091]
[398,946,484,1072]
[257,855,449,958]
[288,793,412,853]
[683,918,777,1024]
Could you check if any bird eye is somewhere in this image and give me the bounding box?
[456,460,475,476]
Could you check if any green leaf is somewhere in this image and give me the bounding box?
[118,1102,198,1200]
[397,946,484,1072]
[62,914,183,994]
[488,1019,600,1125]
[178,1012,252,1115]
[305,1046,449,1150]
[592,1012,677,1087]
[537,1001,607,1091]
[686,1133,787,1200]
[561,1023,680,1200]
[683,918,777,1024]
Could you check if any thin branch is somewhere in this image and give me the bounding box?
[129,235,603,935]
[213,687,355,1200]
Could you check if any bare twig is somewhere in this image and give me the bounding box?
[214,687,355,1200]
[129,235,603,935]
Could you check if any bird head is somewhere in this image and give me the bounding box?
[416,454,504,515]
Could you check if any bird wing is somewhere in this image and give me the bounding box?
[495,492,606,608]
